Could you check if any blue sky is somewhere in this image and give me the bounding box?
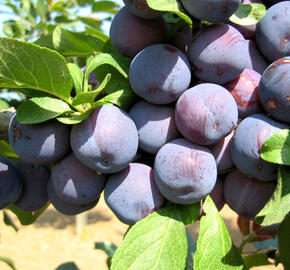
[0,0,124,37]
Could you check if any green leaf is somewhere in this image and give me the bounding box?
[194,196,246,270]
[52,27,106,56]
[16,97,72,124]
[92,89,135,109]
[261,129,290,165]
[72,73,111,106]
[92,1,120,14]
[3,210,19,232]
[229,4,266,26]
[278,213,290,270]
[111,204,188,270]
[34,34,55,50]
[0,256,17,270]
[146,0,192,24]
[243,253,271,269]
[0,38,72,101]
[7,203,49,225]
[93,54,135,110]
[180,202,200,225]
[255,167,290,226]
[55,262,80,270]
[67,63,84,95]
[0,99,9,110]
[0,140,19,159]
[84,27,109,42]
[57,109,92,125]
[95,241,118,257]
[83,53,129,92]
[36,0,48,21]
[78,16,102,29]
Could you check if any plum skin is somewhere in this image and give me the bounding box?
[154,138,217,205]
[104,163,165,225]
[71,104,138,174]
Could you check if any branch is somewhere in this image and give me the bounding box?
[0,108,15,141]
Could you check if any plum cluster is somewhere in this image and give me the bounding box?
[1,0,290,226]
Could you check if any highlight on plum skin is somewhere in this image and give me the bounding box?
[231,113,289,181]
[8,114,70,165]
[51,153,106,205]
[189,23,248,84]
[154,138,217,205]
[104,163,165,225]
[129,44,191,105]
[175,83,238,145]
[70,104,138,174]
[0,156,23,210]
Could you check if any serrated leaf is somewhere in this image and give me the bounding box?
[0,140,19,159]
[7,203,49,225]
[16,97,72,124]
[111,204,188,270]
[278,213,290,270]
[0,99,9,110]
[92,1,120,14]
[52,27,106,56]
[229,4,266,26]
[0,256,17,270]
[194,196,246,270]
[34,34,55,50]
[261,129,290,165]
[57,109,92,124]
[84,27,109,42]
[67,63,84,95]
[243,253,271,269]
[255,167,290,226]
[72,73,111,106]
[0,38,72,101]
[3,210,19,232]
[147,0,192,24]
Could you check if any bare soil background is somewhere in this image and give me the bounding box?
[0,195,283,270]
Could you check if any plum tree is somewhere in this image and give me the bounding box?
[231,114,289,181]
[180,0,241,23]
[8,114,70,165]
[259,57,290,123]
[175,83,238,145]
[14,161,50,212]
[256,1,290,61]
[224,169,276,220]
[0,156,23,209]
[105,163,165,225]
[71,104,138,174]
[189,24,248,84]
[51,153,106,205]
[109,6,167,58]
[154,138,217,204]
[129,44,191,104]
[129,100,179,154]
